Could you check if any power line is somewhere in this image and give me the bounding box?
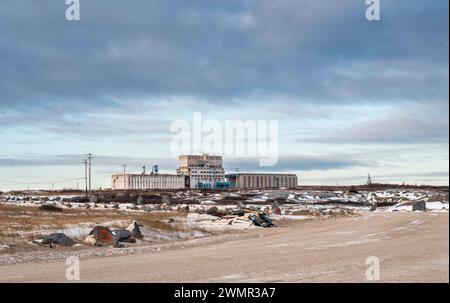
[0,177,84,186]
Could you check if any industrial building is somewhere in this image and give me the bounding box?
[111,155,298,190]
[226,173,298,189]
[177,154,227,189]
[111,173,185,190]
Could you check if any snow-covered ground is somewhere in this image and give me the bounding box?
[0,188,447,248]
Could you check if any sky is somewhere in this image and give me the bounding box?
[0,0,448,190]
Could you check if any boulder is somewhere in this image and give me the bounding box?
[112,229,136,243]
[42,233,75,247]
[87,226,118,246]
[273,206,282,215]
[127,221,143,239]
[162,195,171,205]
[272,201,279,210]
[88,195,98,204]
[207,206,221,217]
[413,201,427,212]
[39,204,63,212]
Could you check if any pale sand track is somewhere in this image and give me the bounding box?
[0,212,448,282]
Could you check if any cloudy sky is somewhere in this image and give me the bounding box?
[0,0,448,190]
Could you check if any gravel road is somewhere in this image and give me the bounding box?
[0,212,448,282]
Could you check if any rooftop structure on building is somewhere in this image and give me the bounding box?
[177,154,226,189]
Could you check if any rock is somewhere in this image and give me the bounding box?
[88,195,98,204]
[177,205,189,213]
[370,204,377,212]
[236,201,245,210]
[272,201,279,210]
[207,206,222,217]
[113,204,120,209]
[142,205,152,212]
[248,205,260,211]
[136,195,144,205]
[83,235,97,246]
[127,221,144,239]
[87,226,118,246]
[162,195,171,205]
[42,233,75,247]
[413,201,426,211]
[38,204,63,212]
[112,229,136,243]
[273,206,282,215]
[85,204,91,209]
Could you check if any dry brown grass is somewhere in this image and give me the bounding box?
[0,204,190,244]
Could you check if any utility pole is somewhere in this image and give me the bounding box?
[82,159,88,196]
[87,153,93,192]
[123,164,126,190]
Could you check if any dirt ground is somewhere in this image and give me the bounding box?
[0,212,447,283]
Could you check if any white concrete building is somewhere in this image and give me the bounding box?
[177,154,225,189]
[226,173,298,189]
[111,173,185,190]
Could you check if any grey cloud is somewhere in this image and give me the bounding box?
[0,0,447,108]
[0,154,178,170]
[301,102,449,144]
[0,153,372,172]
[223,155,375,172]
